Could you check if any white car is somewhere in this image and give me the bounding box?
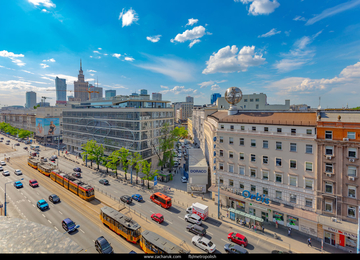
[0,166,3,171]
[15,169,22,175]
[192,236,216,253]
[185,214,202,225]
[0,161,6,166]
[3,170,10,176]
[181,176,187,183]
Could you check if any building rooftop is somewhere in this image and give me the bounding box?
[188,148,207,168]
[209,110,317,126]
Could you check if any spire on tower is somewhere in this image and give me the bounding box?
[80,59,82,71]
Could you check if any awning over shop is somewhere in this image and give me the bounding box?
[228,208,263,222]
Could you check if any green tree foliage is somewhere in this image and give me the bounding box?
[141,160,159,189]
[81,140,105,170]
[105,150,121,177]
[128,152,142,183]
[118,147,130,180]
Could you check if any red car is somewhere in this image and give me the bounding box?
[227,232,248,247]
[29,179,39,187]
[151,213,164,224]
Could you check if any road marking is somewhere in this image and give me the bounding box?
[79,229,85,233]
[28,200,31,203]
[207,231,213,235]
[24,196,27,199]
[42,214,46,218]
[221,239,228,243]
[54,227,58,231]
[178,216,184,220]
[167,220,173,224]
[48,220,52,224]
[59,211,63,215]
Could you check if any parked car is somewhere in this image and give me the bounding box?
[29,179,39,187]
[37,199,49,211]
[181,176,188,183]
[49,194,60,203]
[1,161,6,166]
[14,181,23,189]
[72,172,81,178]
[73,167,81,172]
[14,169,22,175]
[15,143,20,146]
[192,235,216,253]
[0,166,3,171]
[95,236,114,254]
[151,213,164,224]
[227,232,248,247]
[23,146,28,150]
[120,195,132,204]
[224,243,248,254]
[185,214,202,225]
[186,224,206,236]
[2,170,10,176]
[99,179,109,185]
[62,218,78,233]
[132,194,143,202]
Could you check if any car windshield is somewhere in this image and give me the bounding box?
[68,221,75,228]
[40,201,46,205]
[101,241,111,250]
[208,241,214,247]
[52,195,59,200]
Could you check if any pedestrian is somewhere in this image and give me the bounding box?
[254,225,257,232]
[262,226,265,233]
[307,238,312,247]
[275,220,278,229]
[288,227,291,236]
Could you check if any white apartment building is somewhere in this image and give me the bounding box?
[204,110,319,236]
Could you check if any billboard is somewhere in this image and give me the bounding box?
[36,118,60,136]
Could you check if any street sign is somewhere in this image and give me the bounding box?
[154,176,157,186]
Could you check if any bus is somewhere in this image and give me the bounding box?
[28,158,40,169]
[50,170,95,201]
[150,192,172,209]
[100,206,142,244]
[140,230,189,254]
[38,163,55,177]
[30,145,40,150]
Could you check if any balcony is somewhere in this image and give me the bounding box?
[216,128,316,139]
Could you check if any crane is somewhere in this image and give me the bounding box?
[41,96,52,106]
[46,89,99,100]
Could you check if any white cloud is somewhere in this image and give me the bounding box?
[146,35,161,43]
[44,73,78,83]
[202,45,266,74]
[112,53,121,58]
[160,85,169,89]
[171,26,208,47]
[87,69,97,73]
[28,0,56,8]
[160,85,197,95]
[93,50,101,54]
[306,0,360,26]
[186,18,198,26]
[210,84,220,91]
[198,79,228,88]
[21,70,34,74]
[236,0,280,15]
[40,63,49,68]
[258,28,281,38]
[274,31,322,73]
[293,16,307,21]
[41,9,49,13]
[0,50,26,67]
[98,48,102,50]
[42,58,55,62]
[118,8,139,27]
[124,57,134,61]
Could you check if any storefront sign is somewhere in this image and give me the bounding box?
[242,190,270,204]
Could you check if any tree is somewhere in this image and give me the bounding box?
[128,152,142,184]
[81,140,105,170]
[118,147,130,180]
[141,160,159,189]
[133,153,143,184]
[105,150,121,177]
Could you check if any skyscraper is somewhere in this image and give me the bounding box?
[25,91,36,109]
[105,90,116,100]
[55,77,67,104]
[211,93,221,104]
[186,96,194,103]
[74,59,89,102]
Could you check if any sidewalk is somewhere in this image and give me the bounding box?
[61,152,348,254]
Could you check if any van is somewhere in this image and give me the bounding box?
[185,214,202,225]
[186,224,206,236]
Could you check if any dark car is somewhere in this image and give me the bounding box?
[120,195,132,204]
[224,243,248,254]
[62,218,77,233]
[95,236,114,254]
[49,194,60,203]
[73,167,81,172]
[132,194,143,202]
[72,172,81,178]
[186,224,206,236]
[99,179,109,185]
[15,143,20,146]
[23,146,28,150]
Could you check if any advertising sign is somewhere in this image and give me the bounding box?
[36,118,60,136]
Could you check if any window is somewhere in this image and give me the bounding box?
[290,160,297,169]
[251,154,256,162]
[348,186,356,198]
[305,179,313,190]
[290,143,297,152]
[252,126,256,131]
[305,198,313,208]
[325,131,333,140]
[241,126,245,131]
[306,162,313,171]
[263,140,268,149]
[251,185,256,192]
[229,165,234,173]
[276,191,282,200]
[306,129,312,135]
[262,171,269,180]
[290,194,297,203]
[276,158,282,166]
[219,136,223,143]
[229,137,234,145]
[219,150,224,157]
[263,187,268,195]
[348,148,357,158]
[219,163,224,170]
[230,125,234,131]
[229,151,234,158]
[348,166,356,177]
[219,178,223,184]
[275,173,282,183]
[306,144,313,154]
[256,104,259,109]
[255,98,259,102]
[244,99,247,102]
[220,125,224,129]
[262,156,268,164]
[325,201,332,212]
[239,138,244,146]
[264,127,269,132]
[277,128,282,133]
[325,182,333,193]
[276,142,282,150]
[325,146,333,155]
[239,167,245,175]
[239,152,244,160]
[229,179,234,186]
[348,206,356,218]
[291,128,296,135]
[289,176,297,186]
[250,99,254,102]
[325,163,333,173]
[348,132,356,139]
[251,139,256,147]
[239,183,244,189]
[250,168,256,178]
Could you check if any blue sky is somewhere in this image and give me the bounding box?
[1,0,360,108]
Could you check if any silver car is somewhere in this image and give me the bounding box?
[192,236,216,253]
[185,214,202,225]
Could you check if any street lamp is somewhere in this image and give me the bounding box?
[4,178,24,216]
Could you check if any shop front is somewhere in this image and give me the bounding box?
[321,225,357,251]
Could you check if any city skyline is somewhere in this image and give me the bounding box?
[1,0,360,107]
